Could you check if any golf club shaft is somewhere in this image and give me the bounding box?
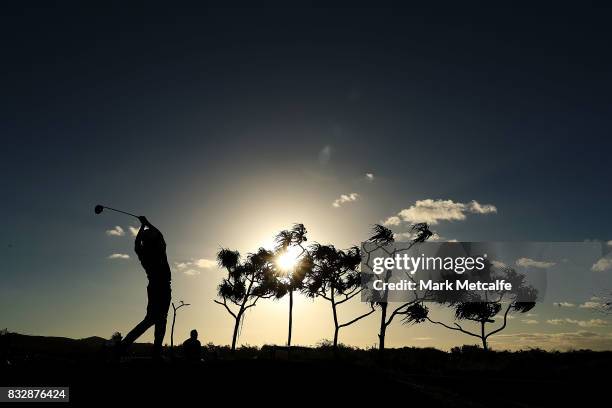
[103,206,139,219]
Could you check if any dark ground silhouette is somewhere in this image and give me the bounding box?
[1,332,609,406]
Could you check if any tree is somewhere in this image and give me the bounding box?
[170,300,190,348]
[404,266,538,351]
[214,247,277,351]
[272,223,311,347]
[303,244,375,349]
[362,223,434,353]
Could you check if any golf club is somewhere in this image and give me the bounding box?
[94,204,139,219]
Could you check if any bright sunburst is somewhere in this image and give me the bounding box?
[276,246,302,272]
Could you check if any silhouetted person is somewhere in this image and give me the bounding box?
[120,216,172,360]
[182,329,201,362]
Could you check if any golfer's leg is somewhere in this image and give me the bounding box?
[153,315,168,357]
[151,284,171,357]
[123,283,157,347]
[122,316,154,346]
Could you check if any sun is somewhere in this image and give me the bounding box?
[276,246,302,272]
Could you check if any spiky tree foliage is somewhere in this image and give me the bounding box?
[404,266,538,351]
[369,224,395,246]
[214,247,276,351]
[272,223,311,347]
[275,223,307,250]
[303,244,374,349]
[363,223,435,353]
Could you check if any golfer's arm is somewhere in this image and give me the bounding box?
[134,224,145,252]
[145,222,165,246]
[145,221,160,234]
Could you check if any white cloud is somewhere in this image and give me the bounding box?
[393,232,413,242]
[566,318,607,328]
[175,258,217,275]
[591,257,612,272]
[579,301,603,309]
[365,173,374,181]
[332,193,359,208]
[491,260,507,269]
[108,253,130,260]
[546,319,564,325]
[383,199,497,226]
[106,226,125,237]
[522,319,539,325]
[383,216,401,226]
[490,330,612,351]
[194,258,216,269]
[129,226,139,237]
[516,257,556,269]
[393,231,451,242]
[546,318,607,328]
[553,302,576,307]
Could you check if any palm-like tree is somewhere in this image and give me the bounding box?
[215,247,276,351]
[363,223,434,353]
[272,223,311,347]
[303,243,375,349]
[404,267,538,351]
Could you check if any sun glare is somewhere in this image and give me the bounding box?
[276,246,302,272]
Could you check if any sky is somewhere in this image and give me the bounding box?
[1,3,612,351]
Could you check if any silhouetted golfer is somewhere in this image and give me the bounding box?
[120,216,172,360]
[182,329,201,362]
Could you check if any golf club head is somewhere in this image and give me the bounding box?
[94,205,104,215]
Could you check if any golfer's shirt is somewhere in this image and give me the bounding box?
[135,230,172,286]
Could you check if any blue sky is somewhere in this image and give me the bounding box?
[1,3,612,349]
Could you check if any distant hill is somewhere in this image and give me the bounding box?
[8,333,107,347]
[1,332,153,362]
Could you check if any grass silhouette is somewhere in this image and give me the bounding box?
[1,331,610,406]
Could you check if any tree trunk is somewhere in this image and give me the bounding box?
[331,290,339,349]
[333,326,340,349]
[378,303,388,352]
[378,271,391,354]
[481,321,488,351]
[171,308,176,348]
[287,290,293,347]
[231,310,243,352]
